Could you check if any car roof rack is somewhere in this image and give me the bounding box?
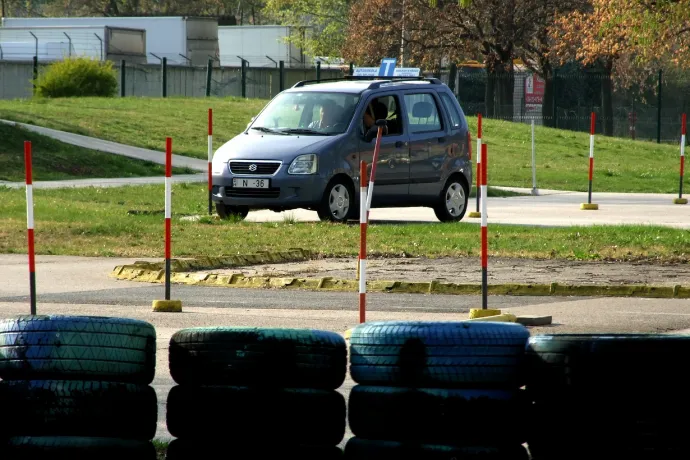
[291,76,442,89]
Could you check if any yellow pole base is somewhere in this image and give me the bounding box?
[580,203,599,210]
[466,313,517,322]
[468,211,481,218]
[152,300,183,312]
[469,308,502,319]
[673,198,688,204]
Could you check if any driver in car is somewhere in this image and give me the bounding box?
[308,99,340,130]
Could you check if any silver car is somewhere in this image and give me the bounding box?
[211,77,473,222]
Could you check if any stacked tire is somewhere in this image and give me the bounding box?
[526,334,690,460]
[165,327,348,459]
[0,315,158,460]
[345,321,532,460]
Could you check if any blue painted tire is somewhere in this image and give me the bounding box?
[349,321,530,388]
[0,437,156,460]
[0,315,156,384]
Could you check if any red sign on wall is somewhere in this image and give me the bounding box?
[525,74,545,105]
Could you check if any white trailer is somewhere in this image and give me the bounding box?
[0,26,146,63]
[217,25,306,68]
[1,16,218,66]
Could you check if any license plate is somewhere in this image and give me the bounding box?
[233,178,269,189]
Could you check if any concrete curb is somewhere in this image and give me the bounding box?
[110,252,690,299]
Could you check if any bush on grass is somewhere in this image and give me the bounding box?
[34,57,118,98]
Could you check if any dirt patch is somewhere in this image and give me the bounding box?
[207,256,690,287]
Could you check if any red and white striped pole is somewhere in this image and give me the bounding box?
[587,112,596,204]
[476,113,482,214]
[359,160,368,324]
[208,109,213,215]
[24,141,37,315]
[165,137,172,301]
[677,113,686,204]
[480,143,488,310]
[365,123,385,221]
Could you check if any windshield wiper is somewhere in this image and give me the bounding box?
[280,128,331,135]
[250,126,289,135]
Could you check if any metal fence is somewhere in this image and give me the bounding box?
[444,66,689,144]
[0,59,344,100]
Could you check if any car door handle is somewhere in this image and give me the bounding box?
[438,137,446,143]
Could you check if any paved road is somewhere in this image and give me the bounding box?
[2,255,690,445]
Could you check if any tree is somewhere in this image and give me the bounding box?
[263,0,350,58]
[548,0,686,135]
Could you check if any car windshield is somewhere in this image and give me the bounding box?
[250,91,360,135]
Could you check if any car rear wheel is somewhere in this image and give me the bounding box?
[317,180,354,223]
[433,177,468,222]
[215,203,249,221]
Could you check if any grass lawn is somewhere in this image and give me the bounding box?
[0,123,195,181]
[0,96,687,193]
[0,184,687,261]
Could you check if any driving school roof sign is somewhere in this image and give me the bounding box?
[352,57,421,77]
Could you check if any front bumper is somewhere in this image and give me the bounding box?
[212,165,326,210]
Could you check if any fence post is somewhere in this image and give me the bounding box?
[206,58,213,97]
[552,68,558,129]
[32,56,38,95]
[161,57,167,98]
[241,59,247,98]
[448,62,457,94]
[279,60,285,92]
[316,61,321,82]
[657,69,663,144]
[120,60,126,97]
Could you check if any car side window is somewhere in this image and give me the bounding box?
[404,93,443,134]
[362,95,403,136]
[440,93,462,129]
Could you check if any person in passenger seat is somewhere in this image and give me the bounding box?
[363,100,389,132]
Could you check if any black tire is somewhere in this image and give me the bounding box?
[166,385,346,445]
[0,315,156,384]
[527,397,690,460]
[344,438,529,460]
[317,178,355,223]
[169,327,346,388]
[0,437,156,460]
[0,380,157,440]
[165,439,343,460]
[433,176,469,222]
[348,386,529,444]
[215,203,249,220]
[349,321,530,388]
[526,334,690,396]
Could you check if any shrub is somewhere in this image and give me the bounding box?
[34,57,118,98]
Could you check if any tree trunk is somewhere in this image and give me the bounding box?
[497,65,514,120]
[601,59,614,136]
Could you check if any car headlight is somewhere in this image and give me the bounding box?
[288,154,318,174]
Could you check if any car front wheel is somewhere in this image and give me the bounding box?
[434,178,468,222]
[317,180,354,223]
